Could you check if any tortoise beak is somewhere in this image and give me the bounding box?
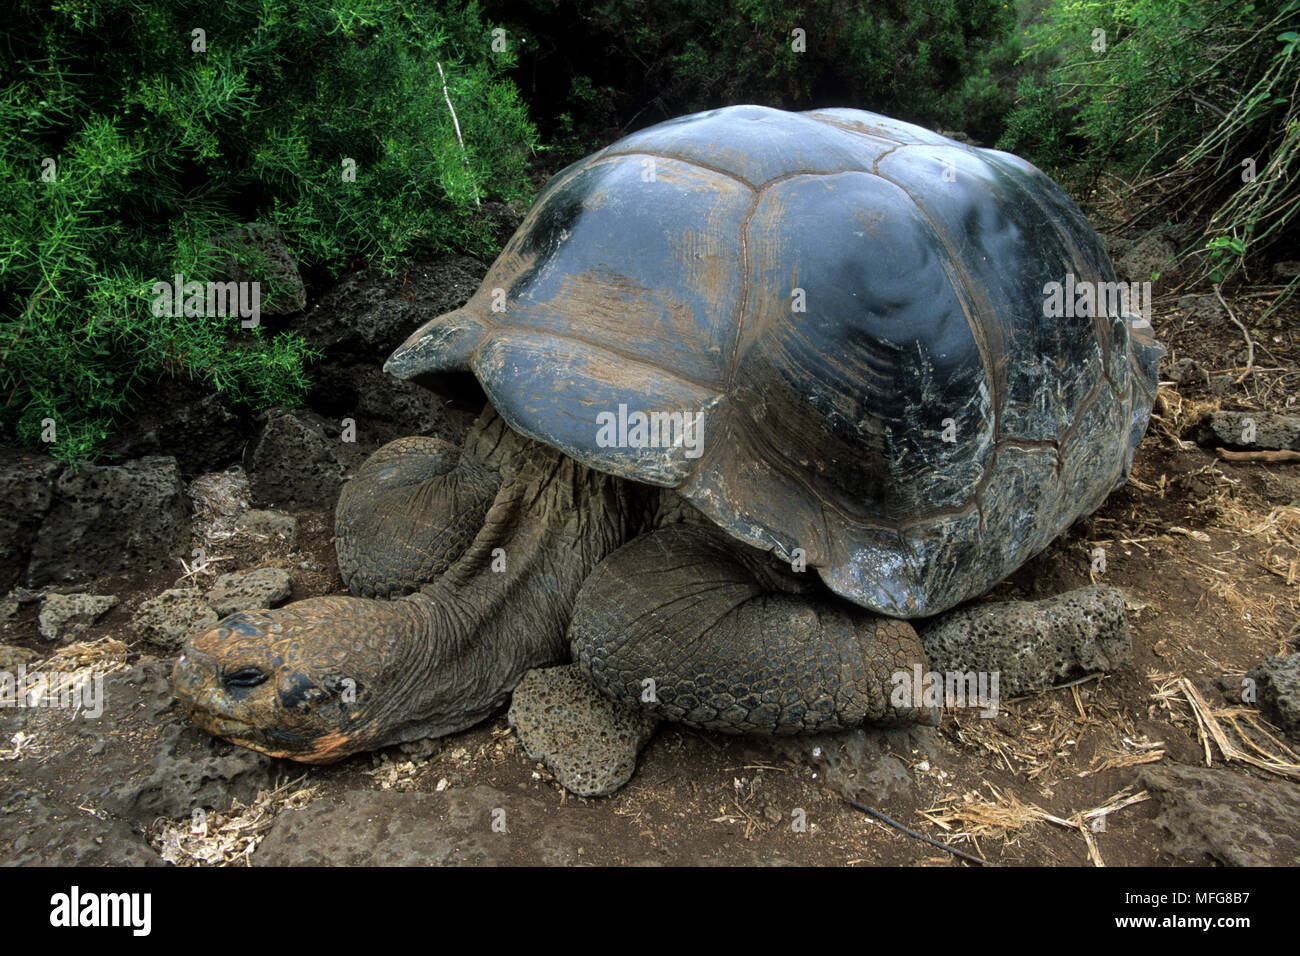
[384,307,488,379]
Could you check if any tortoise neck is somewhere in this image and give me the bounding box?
[392,433,641,739]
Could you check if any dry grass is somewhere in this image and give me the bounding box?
[0,638,129,761]
[1150,672,1300,780]
[45,636,128,672]
[945,677,1165,787]
[147,775,317,866]
[44,638,130,714]
[1150,385,1219,448]
[919,783,1150,866]
[365,753,431,791]
[1131,419,1300,651]
[187,467,251,545]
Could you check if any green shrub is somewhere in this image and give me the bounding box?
[0,0,537,463]
[999,0,1300,296]
[485,0,1021,148]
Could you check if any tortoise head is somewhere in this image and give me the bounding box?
[172,596,418,763]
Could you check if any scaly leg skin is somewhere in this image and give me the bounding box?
[510,523,934,795]
[335,434,501,598]
[571,523,933,733]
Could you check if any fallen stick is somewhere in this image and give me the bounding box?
[1212,284,1254,383]
[1215,447,1300,463]
[845,799,995,866]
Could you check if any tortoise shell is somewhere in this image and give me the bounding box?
[387,105,1160,616]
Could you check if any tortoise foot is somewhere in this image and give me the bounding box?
[508,664,659,797]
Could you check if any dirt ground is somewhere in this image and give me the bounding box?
[2,284,1298,867]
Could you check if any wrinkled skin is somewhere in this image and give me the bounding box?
[173,412,642,761]
[172,410,933,760]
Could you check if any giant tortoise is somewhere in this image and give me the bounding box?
[173,105,1159,790]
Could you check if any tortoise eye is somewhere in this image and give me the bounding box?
[222,667,268,689]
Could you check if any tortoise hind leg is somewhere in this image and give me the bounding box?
[509,523,935,796]
[569,524,935,735]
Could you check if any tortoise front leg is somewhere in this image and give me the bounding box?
[335,434,500,598]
